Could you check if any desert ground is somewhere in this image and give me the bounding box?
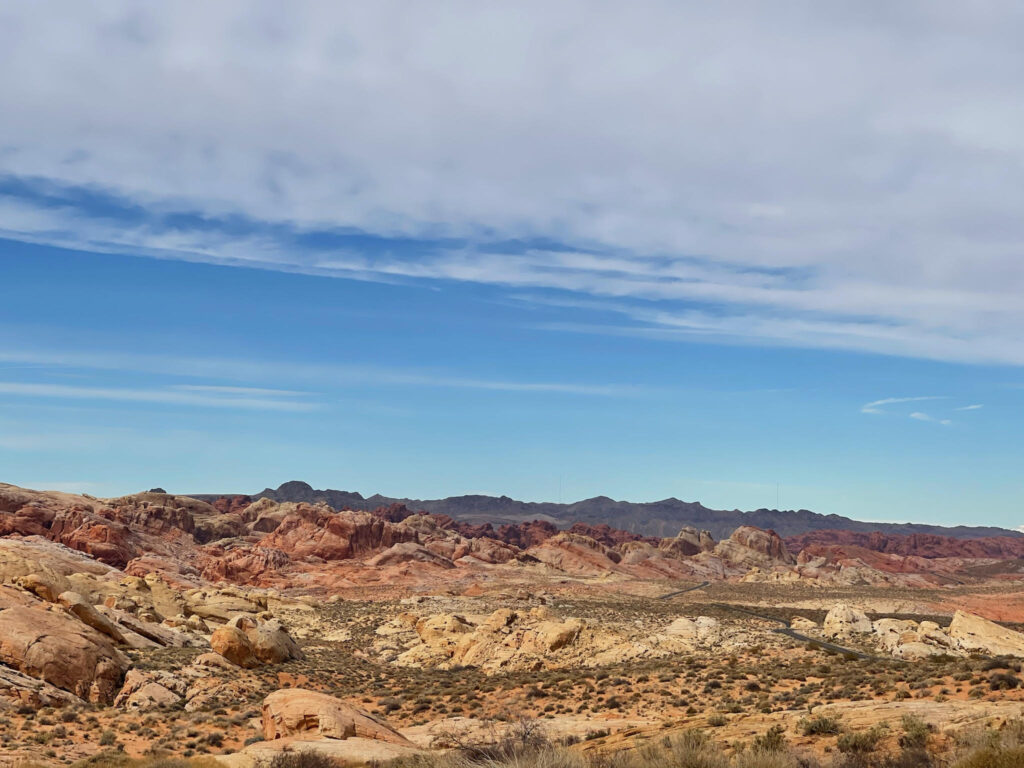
[4,483,1024,768]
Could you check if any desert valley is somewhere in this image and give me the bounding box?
[3,481,1024,767]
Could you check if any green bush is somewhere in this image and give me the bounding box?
[800,714,843,736]
[899,715,931,750]
[837,727,884,754]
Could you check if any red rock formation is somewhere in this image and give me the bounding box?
[257,506,418,561]
[198,546,291,582]
[495,520,560,549]
[212,495,253,515]
[568,522,658,548]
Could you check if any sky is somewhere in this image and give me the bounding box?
[0,3,1022,527]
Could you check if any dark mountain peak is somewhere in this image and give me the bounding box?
[275,480,314,495]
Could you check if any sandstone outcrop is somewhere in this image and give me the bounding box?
[823,604,873,638]
[261,688,414,745]
[715,526,795,567]
[58,591,128,645]
[114,669,185,710]
[0,604,129,703]
[0,663,83,710]
[660,526,716,557]
[948,610,1024,657]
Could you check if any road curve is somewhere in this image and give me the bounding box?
[655,582,880,660]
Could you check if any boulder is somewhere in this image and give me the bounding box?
[893,642,948,660]
[211,626,260,668]
[824,604,872,639]
[0,604,129,703]
[873,618,918,652]
[262,688,415,745]
[248,620,304,664]
[534,619,584,652]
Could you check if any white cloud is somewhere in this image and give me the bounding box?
[2,4,1024,363]
[955,404,984,411]
[861,396,945,415]
[909,411,951,425]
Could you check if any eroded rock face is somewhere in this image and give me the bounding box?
[0,604,129,703]
[0,664,83,711]
[949,610,1024,657]
[262,688,414,745]
[58,591,127,645]
[823,604,873,638]
[527,532,622,575]
[660,527,716,557]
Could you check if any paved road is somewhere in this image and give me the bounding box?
[656,581,880,660]
[657,581,711,600]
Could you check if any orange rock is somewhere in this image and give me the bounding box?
[210,626,260,668]
[262,687,414,745]
[0,604,129,704]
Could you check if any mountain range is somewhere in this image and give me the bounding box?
[192,480,1020,540]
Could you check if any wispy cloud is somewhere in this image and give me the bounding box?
[909,411,951,426]
[860,396,945,415]
[955,404,984,411]
[0,347,636,397]
[0,382,318,411]
[172,385,313,397]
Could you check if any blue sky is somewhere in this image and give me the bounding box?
[1,3,1023,526]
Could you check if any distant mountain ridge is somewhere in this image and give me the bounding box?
[192,480,1021,541]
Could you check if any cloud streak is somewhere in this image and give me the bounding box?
[0,382,318,411]
[909,411,951,425]
[0,347,636,397]
[861,396,945,415]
